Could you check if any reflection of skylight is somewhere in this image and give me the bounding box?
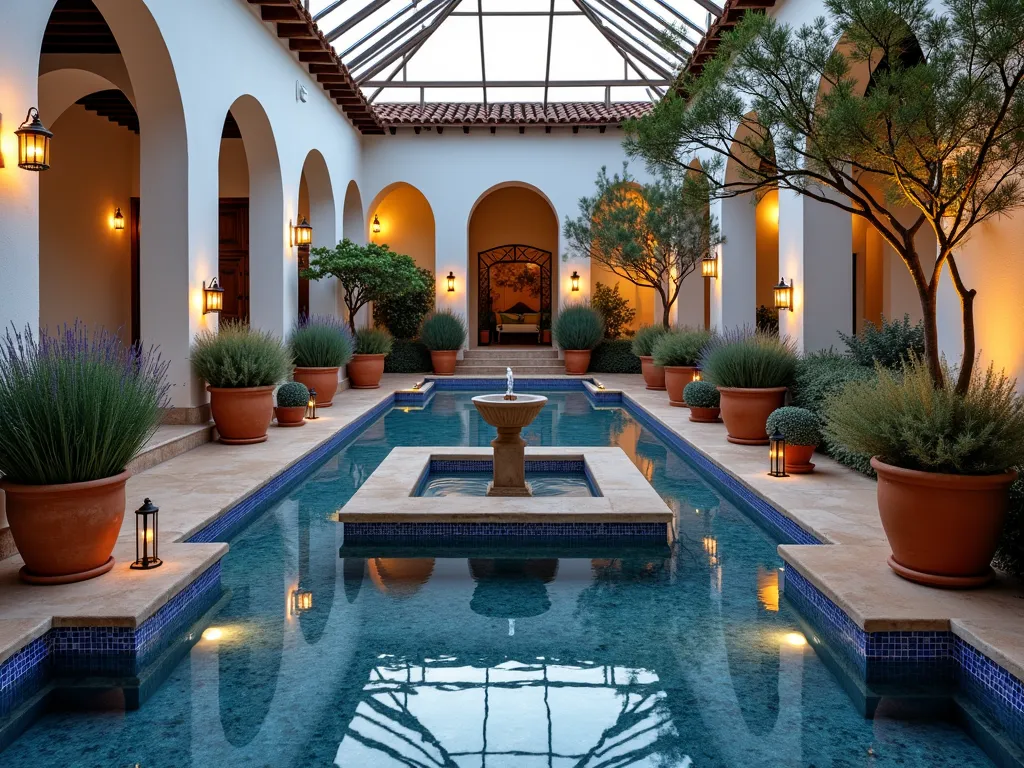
[308,0,721,105]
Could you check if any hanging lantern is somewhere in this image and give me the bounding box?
[446,271,456,292]
[372,214,381,234]
[292,588,313,614]
[701,254,718,279]
[570,271,580,292]
[768,431,788,477]
[203,277,225,314]
[15,108,53,171]
[306,388,318,420]
[112,207,125,231]
[292,215,313,246]
[773,277,794,312]
[130,498,163,570]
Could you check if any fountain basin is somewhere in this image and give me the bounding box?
[471,394,548,428]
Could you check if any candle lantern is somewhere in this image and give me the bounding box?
[291,216,313,246]
[16,108,53,171]
[701,254,718,279]
[768,431,788,477]
[306,388,318,420]
[130,498,163,570]
[692,369,702,382]
[570,271,580,291]
[203,277,225,314]
[773,277,794,312]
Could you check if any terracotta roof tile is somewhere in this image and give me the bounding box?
[374,102,652,126]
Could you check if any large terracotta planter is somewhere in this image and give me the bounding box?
[563,350,591,375]
[717,386,787,445]
[274,406,306,427]
[208,385,275,445]
[639,356,666,391]
[689,407,721,423]
[871,458,1017,588]
[430,350,458,375]
[665,366,697,406]
[292,366,340,407]
[348,354,385,389]
[786,444,817,474]
[2,470,129,584]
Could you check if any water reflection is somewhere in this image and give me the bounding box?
[469,559,558,633]
[368,558,435,597]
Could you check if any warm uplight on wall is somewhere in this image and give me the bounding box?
[372,214,381,234]
[570,271,580,291]
[773,277,794,312]
[769,431,788,478]
[15,108,52,171]
[701,254,718,279]
[203,277,225,315]
[130,498,162,570]
[291,215,313,246]
[112,207,125,231]
[446,271,456,292]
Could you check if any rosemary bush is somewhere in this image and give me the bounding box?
[191,320,291,389]
[552,303,604,351]
[420,310,468,351]
[766,407,821,446]
[276,381,309,408]
[631,325,667,357]
[289,315,353,368]
[684,380,719,408]
[700,328,797,389]
[839,314,925,370]
[0,324,169,485]
[652,327,712,367]
[355,328,394,356]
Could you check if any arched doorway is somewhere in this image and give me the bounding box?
[296,149,336,320]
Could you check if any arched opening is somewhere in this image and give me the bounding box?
[296,149,336,320]
[341,180,367,329]
[468,184,558,347]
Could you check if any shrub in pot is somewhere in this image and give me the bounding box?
[701,329,797,445]
[192,320,291,445]
[684,380,720,423]
[552,302,604,374]
[0,323,168,583]
[349,328,393,389]
[652,327,713,406]
[632,325,669,390]
[420,309,468,375]
[289,315,353,407]
[825,359,1024,587]
[765,406,821,473]
[275,381,308,427]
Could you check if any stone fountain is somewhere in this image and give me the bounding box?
[471,368,548,496]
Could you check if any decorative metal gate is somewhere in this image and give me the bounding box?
[477,244,552,342]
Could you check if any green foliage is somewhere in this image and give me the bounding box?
[756,305,779,335]
[0,323,169,485]
[355,327,394,356]
[276,380,309,408]
[420,310,468,351]
[766,406,821,446]
[631,325,668,357]
[591,282,636,340]
[700,328,797,388]
[373,267,435,339]
[839,314,925,369]
[994,476,1024,576]
[302,239,426,333]
[684,380,720,408]
[289,315,353,368]
[652,327,713,367]
[552,302,604,351]
[191,320,292,389]
[589,340,642,373]
[384,339,432,373]
[825,359,1024,475]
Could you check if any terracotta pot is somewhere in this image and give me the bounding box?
[292,366,340,407]
[542,330,552,344]
[430,350,458,375]
[871,458,1016,588]
[786,444,817,474]
[208,385,275,445]
[479,330,490,346]
[689,407,721,423]
[348,354,385,389]
[639,356,666,391]
[563,350,591,375]
[665,366,697,406]
[274,405,306,427]
[717,387,787,445]
[3,471,129,584]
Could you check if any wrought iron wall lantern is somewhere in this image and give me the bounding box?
[774,277,794,312]
[291,215,313,246]
[701,254,718,279]
[112,207,125,231]
[446,271,456,292]
[203,277,225,315]
[372,214,381,234]
[570,271,580,292]
[15,108,53,171]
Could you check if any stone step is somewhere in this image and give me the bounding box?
[454,365,567,376]
[463,350,559,360]
[458,358,562,368]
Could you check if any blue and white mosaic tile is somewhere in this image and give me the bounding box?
[955,637,1024,747]
[428,377,587,391]
[344,521,667,539]
[428,459,585,473]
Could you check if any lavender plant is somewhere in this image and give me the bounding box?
[0,323,169,485]
[290,315,354,368]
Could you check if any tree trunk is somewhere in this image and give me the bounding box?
[946,253,977,395]
[662,303,672,330]
[920,285,943,388]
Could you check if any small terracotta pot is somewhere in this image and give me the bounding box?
[664,366,697,406]
[689,407,721,423]
[872,458,1017,588]
[274,406,306,427]
[563,350,591,375]
[430,350,458,375]
[717,387,788,445]
[348,354,386,389]
[208,385,275,445]
[639,356,666,391]
[3,471,129,583]
[292,366,340,407]
[786,444,817,474]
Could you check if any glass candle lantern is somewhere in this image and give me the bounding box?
[768,431,788,477]
[306,388,318,420]
[203,278,224,314]
[701,254,718,279]
[292,216,313,246]
[16,108,52,171]
[131,498,163,570]
[773,277,794,312]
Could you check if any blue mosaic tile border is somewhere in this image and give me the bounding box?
[0,636,48,719]
[956,637,1024,747]
[428,377,588,391]
[344,521,667,539]
[428,459,585,473]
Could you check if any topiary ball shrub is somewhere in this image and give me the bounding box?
[652,327,712,367]
[290,315,353,368]
[766,406,821,446]
[631,325,668,358]
[552,302,604,351]
[384,339,432,373]
[191,319,292,389]
[276,380,309,408]
[684,380,719,408]
[355,327,394,356]
[589,340,641,373]
[699,328,797,389]
[420,310,468,351]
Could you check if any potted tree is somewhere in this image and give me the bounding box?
[289,315,353,407]
[420,309,467,375]
[766,406,821,473]
[632,325,668,390]
[191,320,292,445]
[652,327,712,406]
[274,381,309,427]
[700,329,797,444]
[826,360,1024,587]
[349,328,393,389]
[0,323,168,584]
[552,303,604,374]
[684,381,721,422]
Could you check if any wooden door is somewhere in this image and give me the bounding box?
[219,198,250,323]
[298,244,310,320]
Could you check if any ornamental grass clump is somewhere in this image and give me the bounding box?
[276,381,309,408]
[355,327,394,356]
[631,325,667,358]
[825,358,1024,475]
[652,327,712,367]
[684,380,719,408]
[700,328,797,389]
[0,323,169,485]
[289,315,353,368]
[552,303,604,351]
[766,407,821,446]
[191,320,292,389]
[420,310,468,351]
